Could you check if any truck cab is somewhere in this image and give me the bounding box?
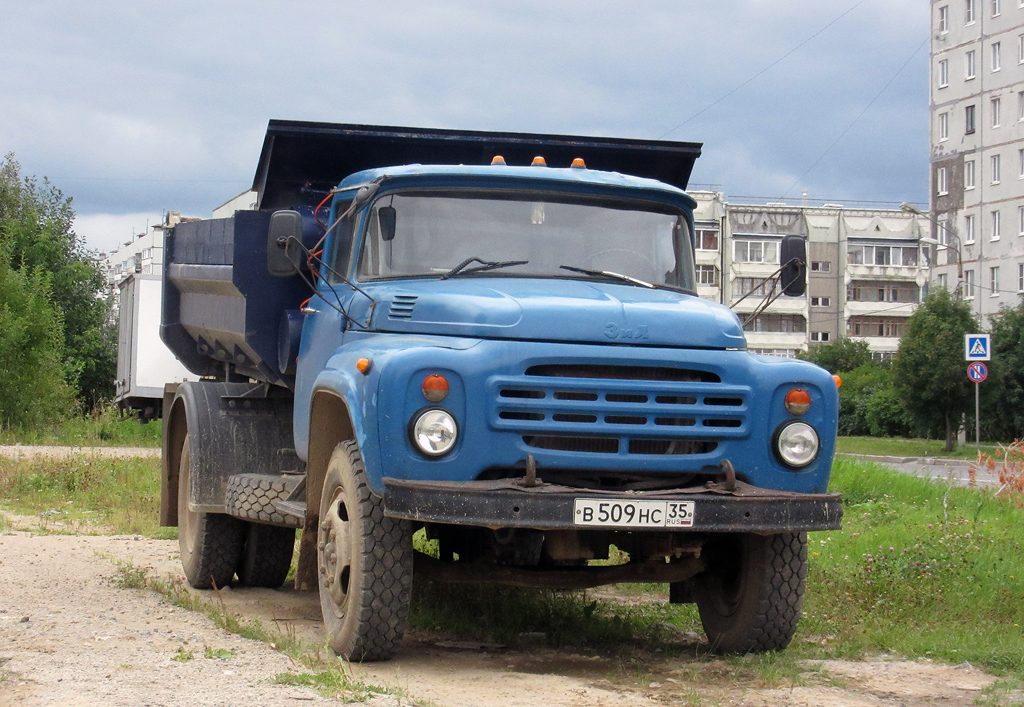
[160,121,840,662]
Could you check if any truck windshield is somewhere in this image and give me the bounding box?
[355,192,696,291]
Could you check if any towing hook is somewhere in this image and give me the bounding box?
[718,459,737,492]
[514,453,543,488]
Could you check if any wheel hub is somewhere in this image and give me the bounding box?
[319,490,352,613]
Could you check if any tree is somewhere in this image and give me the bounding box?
[798,338,873,373]
[893,288,978,451]
[982,299,1024,441]
[0,243,75,427]
[0,154,115,409]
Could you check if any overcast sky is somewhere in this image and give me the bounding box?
[0,0,928,253]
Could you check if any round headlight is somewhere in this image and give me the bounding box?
[411,409,458,457]
[776,422,819,468]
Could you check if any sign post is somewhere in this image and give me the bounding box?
[965,335,991,452]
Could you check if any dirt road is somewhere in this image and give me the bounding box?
[0,517,999,707]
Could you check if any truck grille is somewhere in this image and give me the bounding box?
[492,364,748,457]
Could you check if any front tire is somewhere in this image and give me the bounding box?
[178,438,246,589]
[693,532,807,654]
[317,441,413,661]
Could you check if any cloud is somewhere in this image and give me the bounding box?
[74,212,165,254]
[2,0,931,225]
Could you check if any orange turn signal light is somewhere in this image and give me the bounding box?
[531,156,547,166]
[356,358,372,374]
[422,374,450,402]
[570,157,587,169]
[784,388,812,415]
[491,155,507,166]
[833,375,842,389]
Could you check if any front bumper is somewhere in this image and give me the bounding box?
[382,477,842,533]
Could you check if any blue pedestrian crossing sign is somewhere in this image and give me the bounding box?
[965,334,991,361]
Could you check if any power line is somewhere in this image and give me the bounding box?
[657,0,867,140]
[779,37,929,200]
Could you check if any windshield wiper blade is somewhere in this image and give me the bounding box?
[441,257,529,280]
[558,265,656,289]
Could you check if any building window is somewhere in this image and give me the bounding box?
[938,59,949,88]
[696,229,719,250]
[939,112,950,140]
[937,167,949,195]
[696,264,719,286]
[966,50,977,79]
[742,314,806,334]
[847,316,907,338]
[733,239,779,264]
[811,296,831,307]
[966,159,976,189]
[732,277,773,298]
[810,332,831,343]
[810,261,831,272]
[939,4,950,31]
[1019,92,1024,121]
[1018,263,1024,292]
[1019,34,1024,63]
[992,209,1002,239]
[992,42,1002,71]
[938,273,949,290]
[847,281,918,303]
[1019,148,1024,177]
[965,269,976,298]
[966,104,976,133]
[993,0,1001,15]
[967,0,976,23]
[847,245,918,267]
[1019,205,1024,234]
[991,266,1000,294]
[965,214,976,243]
[992,97,1002,127]
[992,153,1002,183]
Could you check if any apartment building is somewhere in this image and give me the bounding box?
[930,0,1024,322]
[691,193,929,358]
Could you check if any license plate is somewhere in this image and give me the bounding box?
[572,499,695,528]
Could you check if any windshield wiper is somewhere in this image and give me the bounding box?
[441,257,529,280]
[559,265,657,289]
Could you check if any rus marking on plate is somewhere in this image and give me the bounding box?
[573,499,695,528]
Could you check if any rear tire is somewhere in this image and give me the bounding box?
[237,523,295,588]
[178,438,245,589]
[317,441,413,661]
[693,532,807,654]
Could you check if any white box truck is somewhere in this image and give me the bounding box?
[115,273,192,420]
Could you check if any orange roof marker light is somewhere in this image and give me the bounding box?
[784,388,812,415]
[356,358,372,374]
[422,374,450,402]
[833,375,842,389]
[570,157,587,169]
[490,155,507,166]
[531,156,547,166]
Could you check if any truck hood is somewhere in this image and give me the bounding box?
[360,278,746,349]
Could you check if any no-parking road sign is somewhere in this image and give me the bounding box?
[968,362,988,383]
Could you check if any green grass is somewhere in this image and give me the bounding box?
[410,458,1024,680]
[836,435,998,460]
[0,406,162,448]
[0,455,168,535]
[798,457,1024,673]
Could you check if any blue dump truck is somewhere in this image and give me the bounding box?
[159,120,841,661]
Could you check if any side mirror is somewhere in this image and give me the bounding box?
[779,235,807,297]
[378,206,397,242]
[267,210,304,277]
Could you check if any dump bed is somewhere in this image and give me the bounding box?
[161,120,703,387]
